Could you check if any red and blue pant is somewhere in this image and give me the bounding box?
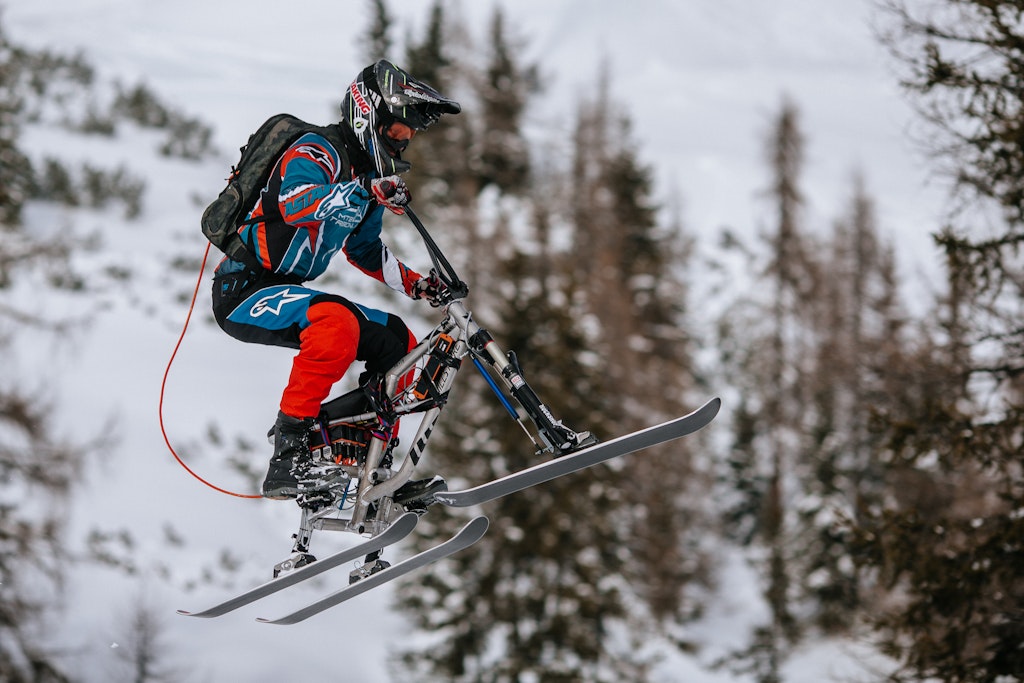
[212,271,416,419]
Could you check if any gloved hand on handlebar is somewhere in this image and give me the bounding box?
[358,175,411,215]
[413,269,450,307]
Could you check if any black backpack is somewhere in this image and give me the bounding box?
[201,114,349,268]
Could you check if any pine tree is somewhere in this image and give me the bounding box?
[402,0,449,90]
[476,7,533,195]
[108,596,186,683]
[399,0,487,289]
[798,172,908,633]
[569,62,691,407]
[566,69,705,625]
[0,26,30,226]
[715,99,820,682]
[402,0,464,194]
[758,100,817,659]
[397,204,648,683]
[0,20,91,682]
[850,2,1024,679]
[394,43,699,682]
[359,0,394,64]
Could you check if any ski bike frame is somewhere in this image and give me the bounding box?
[280,207,594,574]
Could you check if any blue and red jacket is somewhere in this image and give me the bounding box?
[215,131,422,294]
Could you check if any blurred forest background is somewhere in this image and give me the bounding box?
[1,0,1022,681]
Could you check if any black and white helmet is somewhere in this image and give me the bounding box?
[341,59,461,175]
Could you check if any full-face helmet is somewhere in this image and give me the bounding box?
[341,59,461,175]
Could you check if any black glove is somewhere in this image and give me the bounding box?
[413,270,449,307]
[358,175,411,215]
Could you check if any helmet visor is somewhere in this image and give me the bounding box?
[373,60,461,130]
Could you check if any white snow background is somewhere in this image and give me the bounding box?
[4,0,939,680]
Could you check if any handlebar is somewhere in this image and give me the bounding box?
[405,206,469,300]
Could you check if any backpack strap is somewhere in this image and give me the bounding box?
[317,123,351,178]
[260,123,352,229]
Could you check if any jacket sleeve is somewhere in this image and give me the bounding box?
[342,206,423,297]
[270,132,423,291]
[278,133,369,232]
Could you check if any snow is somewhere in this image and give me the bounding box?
[2,0,918,679]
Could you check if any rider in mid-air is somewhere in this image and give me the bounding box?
[210,60,460,501]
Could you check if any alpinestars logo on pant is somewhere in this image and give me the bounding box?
[250,288,311,317]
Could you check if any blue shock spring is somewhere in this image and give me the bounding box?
[472,357,519,420]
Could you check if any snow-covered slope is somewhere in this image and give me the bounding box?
[4,1,918,679]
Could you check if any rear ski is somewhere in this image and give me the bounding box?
[177,512,419,618]
[257,516,489,625]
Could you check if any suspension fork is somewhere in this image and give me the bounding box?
[447,301,586,454]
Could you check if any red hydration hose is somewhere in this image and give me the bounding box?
[158,242,261,499]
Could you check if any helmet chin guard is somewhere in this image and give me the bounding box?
[341,59,461,176]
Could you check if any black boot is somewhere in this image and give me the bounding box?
[262,412,314,500]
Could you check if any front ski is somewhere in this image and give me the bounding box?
[434,397,721,508]
[177,512,419,618]
[257,515,489,625]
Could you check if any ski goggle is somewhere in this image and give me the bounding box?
[386,122,416,142]
[381,121,416,156]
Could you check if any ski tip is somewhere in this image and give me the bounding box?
[177,608,219,618]
[691,396,722,429]
[465,515,490,537]
[255,614,308,625]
